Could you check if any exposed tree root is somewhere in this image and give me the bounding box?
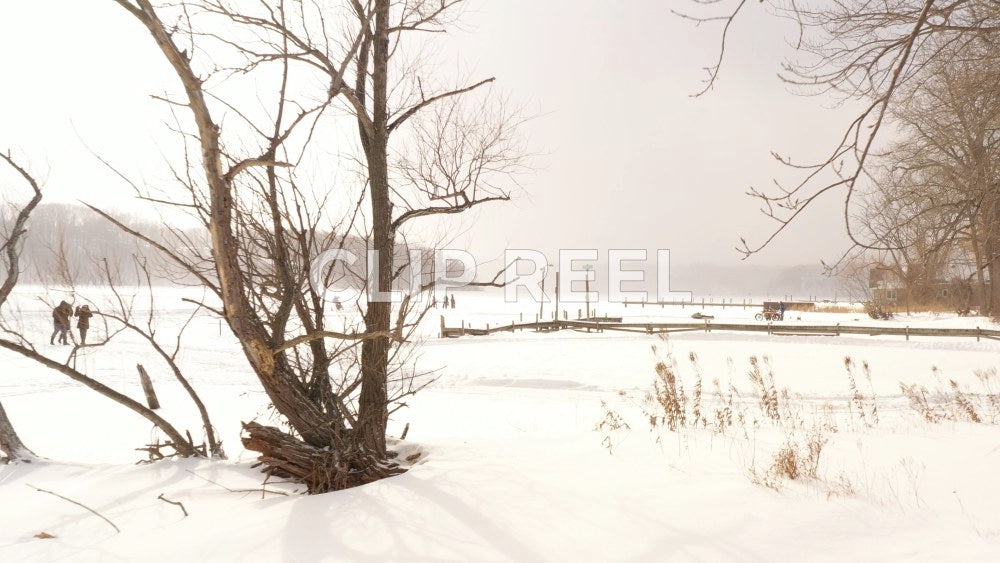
[242,422,405,494]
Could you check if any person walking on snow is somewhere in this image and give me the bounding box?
[75,305,94,345]
[50,300,73,345]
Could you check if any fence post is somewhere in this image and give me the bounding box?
[977,326,981,342]
[440,315,445,338]
[905,326,909,341]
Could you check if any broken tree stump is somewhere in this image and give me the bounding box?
[137,364,161,410]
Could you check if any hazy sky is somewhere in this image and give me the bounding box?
[0,1,858,270]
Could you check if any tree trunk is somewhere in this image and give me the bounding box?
[121,0,343,450]
[989,258,1000,319]
[0,401,35,462]
[357,0,392,458]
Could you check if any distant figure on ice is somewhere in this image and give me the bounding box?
[450,294,456,309]
[778,301,786,320]
[442,295,449,309]
[75,305,94,345]
[50,300,73,345]
[333,296,343,311]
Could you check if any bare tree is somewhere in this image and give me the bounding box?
[851,51,1000,313]
[106,0,527,491]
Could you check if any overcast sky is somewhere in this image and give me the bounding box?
[1,1,858,271]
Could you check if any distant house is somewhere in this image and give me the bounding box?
[869,267,988,308]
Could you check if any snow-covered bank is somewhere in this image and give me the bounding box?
[2,287,1000,561]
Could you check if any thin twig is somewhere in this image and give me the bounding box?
[184,469,290,496]
[27,483,120,533]
[157,493,189,517]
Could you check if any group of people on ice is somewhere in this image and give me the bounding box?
[50,301,93,346]
[435,294,457,309]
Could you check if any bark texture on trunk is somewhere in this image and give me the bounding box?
[357,0,393,458]
[0,401,34,462]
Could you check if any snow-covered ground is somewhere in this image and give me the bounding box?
[2,287,1000,561]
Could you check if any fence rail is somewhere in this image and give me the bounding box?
[439,316,1000,342]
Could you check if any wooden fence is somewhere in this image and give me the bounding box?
[440,316,1000,342]
[622,298,818,311]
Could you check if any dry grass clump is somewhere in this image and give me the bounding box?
[595,396,632,454]
[844,357,879,427]
[747,356,781,422]
[900,366,1000,424]
[650,355,687,431]
[750,431,827,491]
